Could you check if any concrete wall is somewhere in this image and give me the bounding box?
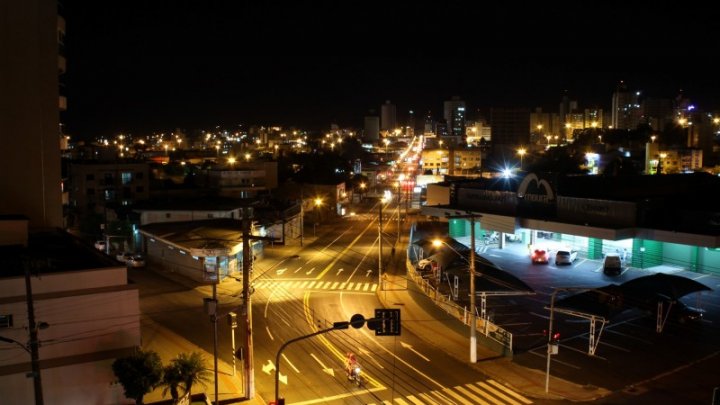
[0,268,140,404]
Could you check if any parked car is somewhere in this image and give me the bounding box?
[127,255,145,268]
[669,300,705,324]
[531,248,549,264]
[639,296,705,324]
[555,249,578,265]
[603,253,623,276]
[116,252,133,263]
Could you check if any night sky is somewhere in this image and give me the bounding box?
[63,2,719,139]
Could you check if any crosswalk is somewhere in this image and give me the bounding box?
[366,379,533,405]
[253,279,378,293]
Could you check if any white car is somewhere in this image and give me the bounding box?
[127,255,146,268]
[116,252,133,263]
[555,249,578,265]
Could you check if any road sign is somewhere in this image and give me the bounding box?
[374,308,401,336]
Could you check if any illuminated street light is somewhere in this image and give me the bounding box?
[378,196,387,290]
[651,135,656,143]
[433,212,482,363]
[313,197,323,236]
[517,148,526,170]
[228,157,236,168]
[244,153,251,161]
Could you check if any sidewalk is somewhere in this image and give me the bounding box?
[377,272,612,402]
[137,238,313,405]
[142,317,266,405]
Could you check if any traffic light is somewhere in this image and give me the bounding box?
[551,331,561,344]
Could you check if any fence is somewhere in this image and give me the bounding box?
[405,256,513,352]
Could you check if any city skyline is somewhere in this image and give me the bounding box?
[63,3,719,139]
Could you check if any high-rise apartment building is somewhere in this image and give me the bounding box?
[611,81,642,130]
[380,100,397,131]
[424,111,434,135]
[364,114,380,142]
[0,3,142,404]
[444,96,466,137]
[0,0,63,228]
[490,108,530,158]
[641,97,673,131]
[406,109,415,137]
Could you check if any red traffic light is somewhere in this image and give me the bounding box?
[551,331,561,342]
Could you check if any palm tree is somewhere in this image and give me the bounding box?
[111,348,163,405]
[161,362,184,403]
[173,352,212,398]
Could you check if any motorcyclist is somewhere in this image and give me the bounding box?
[345,352,359,380]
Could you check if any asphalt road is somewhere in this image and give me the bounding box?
[130,194,720,404]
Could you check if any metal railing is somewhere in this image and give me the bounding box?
[405,256,513,351]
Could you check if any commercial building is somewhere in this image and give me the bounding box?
[423,172,720,275]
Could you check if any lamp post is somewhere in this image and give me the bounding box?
[438,213,481,363]
[299,189,304,247]
[313,197,322,236]
[359,182,366,202]
[545,288,561,393]
[517,148,526,170]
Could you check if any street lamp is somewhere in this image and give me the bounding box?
[359,182,366,202]
[436,213,481,363]
[313,197,322,236]
[384,138,390,155]
[378,197,387,290]
[517,148,526,170]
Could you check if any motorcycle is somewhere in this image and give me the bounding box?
[347,365,366,387]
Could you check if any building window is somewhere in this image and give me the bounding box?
[104,173,114,186]
[121,172,133,185]
[136,172,144,179]
[86,188,95,195]
[104,189,115,201]
[86,174,95,181]
[136,186,144,193]
[0,314,13,328]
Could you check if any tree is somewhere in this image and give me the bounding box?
[112,348,163,405]
[172,352,212,399]
[161,361,184,403]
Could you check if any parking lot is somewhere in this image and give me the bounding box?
[470,242,720,394]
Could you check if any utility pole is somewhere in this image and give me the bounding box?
[377,199,384,290]
[468,215,477,363]
[299,188,304,247]
[444,212,481,363]
[241,206,255,399]
[24,257,44,405]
